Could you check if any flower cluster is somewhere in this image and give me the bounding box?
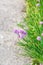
[13,29,26,39]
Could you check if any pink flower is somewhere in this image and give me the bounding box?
[40,21,43,25]
[13,29,26,38]
[37,36,41,41]
[41,33,43,36]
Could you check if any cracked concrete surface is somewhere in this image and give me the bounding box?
[0,0,31,65]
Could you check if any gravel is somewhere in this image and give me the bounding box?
[0,0,31,65]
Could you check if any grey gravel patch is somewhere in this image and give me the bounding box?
[0,0,31,65]
[0,0,25,32]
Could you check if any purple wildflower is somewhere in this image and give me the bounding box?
[40,21,43,25]
[36,36,41,41]
[19,30,26,35]
[14,29,19,34]
[14,29,26,38]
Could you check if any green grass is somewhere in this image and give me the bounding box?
[18,0,43,64]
